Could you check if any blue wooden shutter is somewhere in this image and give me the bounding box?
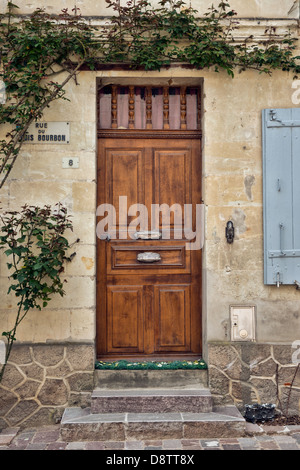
[262,108,300,286]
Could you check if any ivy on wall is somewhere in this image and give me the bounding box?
[103,0,300,74]
[0,2,98,188]
[0,203,76,382]
[0,0,299,186]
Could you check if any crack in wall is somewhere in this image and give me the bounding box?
[287,0,300,17]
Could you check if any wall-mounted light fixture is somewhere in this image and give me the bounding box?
[226,221,234,244]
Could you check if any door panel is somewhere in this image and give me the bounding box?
[108,242,191,274]
[97,137,202,359]
[154,149,191,230]
[154,285,191,352]
[106,286,144,354]
[106,149,145,233]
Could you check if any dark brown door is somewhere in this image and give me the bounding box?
[96,136,202,360]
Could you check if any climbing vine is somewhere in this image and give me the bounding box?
[103,0,300,74]
[0,0,299,186]
[0,203,75,382]
[0,2,98,188]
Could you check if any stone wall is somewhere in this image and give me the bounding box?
[208,343,300,416]
[0,343,94,429]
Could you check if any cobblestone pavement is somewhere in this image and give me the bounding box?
[0,423,300,450]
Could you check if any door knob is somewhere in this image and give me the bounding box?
[100,233,111,241]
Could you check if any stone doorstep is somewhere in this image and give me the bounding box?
[91,388,213,414]
[60,369,246,442]
[60,407,246,442]
[94,369,208,390]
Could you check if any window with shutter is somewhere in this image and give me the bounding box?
[262,108,300,286]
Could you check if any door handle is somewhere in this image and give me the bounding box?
[133,230,161,240]
[279,222,285,255]
[137,252,161,263]
[100,233,111,241]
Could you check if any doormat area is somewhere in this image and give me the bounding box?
[95,359,207,370]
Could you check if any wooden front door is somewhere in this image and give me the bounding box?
[97,136,202,360]
[96,85,202,360]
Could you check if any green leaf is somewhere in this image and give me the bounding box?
[4,249,13,256]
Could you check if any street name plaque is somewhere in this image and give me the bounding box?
[24,122,70,144]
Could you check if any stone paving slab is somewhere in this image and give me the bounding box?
[60,407,246,441]
[91,388,213,413]
[0,424,300,450]
[0,428,20,446]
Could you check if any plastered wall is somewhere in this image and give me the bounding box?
[0,71,97,344]
[1,65,300,347]
[0,0,299,19]
[202,69,300,344]
[0,0,300,350]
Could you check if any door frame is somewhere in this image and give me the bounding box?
[96,82,203,361]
